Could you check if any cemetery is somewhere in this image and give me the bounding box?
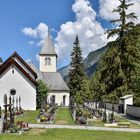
[0,90,140,137]
[1,94,140,134]
[0,92,140,140]
[69,94,140,128]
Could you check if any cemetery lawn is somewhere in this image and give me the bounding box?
[54,107,74,125]
[1,128,140,140]
[87,119,104,127]
[87,116,140,128]
[114,116,140,128]
[14,109,140,128]
[15,110,38,124]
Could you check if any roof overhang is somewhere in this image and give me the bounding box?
[0,52,37,79]
[0,55,37,86]
[39,53,58,57]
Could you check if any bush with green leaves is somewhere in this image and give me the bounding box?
[9,124,20,133]
[36,80,49,109]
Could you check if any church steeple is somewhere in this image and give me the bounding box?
[39,31,57,56]
[39,30,57,72]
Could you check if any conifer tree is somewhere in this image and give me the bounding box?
[90,0,140,108]
[68,35,92,104]
[107,0,137,39]
[107,0,137,65]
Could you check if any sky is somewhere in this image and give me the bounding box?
[0,0,140,69]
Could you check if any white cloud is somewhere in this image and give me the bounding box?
[72,0,96,21]
[22,0,117,68]
[55,0,109,68]
[22,27,37,38]
[99,0,140,24]
[28,41,35,45]
[36,23,48,39]
[22,23,48,39]
[22,23,56,47]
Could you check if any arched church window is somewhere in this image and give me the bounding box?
[10,89,16,96]
[45,57,51,65]
[48,58,51,65]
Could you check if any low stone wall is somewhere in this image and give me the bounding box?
[106,103,119,112]
[126,105,140,118]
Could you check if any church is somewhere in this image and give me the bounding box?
[0,33,70,110]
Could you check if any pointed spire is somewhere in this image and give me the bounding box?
[39,28,57,56]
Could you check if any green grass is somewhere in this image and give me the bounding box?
[1,129,140,140]
[114,116,140,128]
[14,109,140,129]
[87,119,105,127]
[87,116,140,128]
[15,110,39,124]
[54,107,74,125]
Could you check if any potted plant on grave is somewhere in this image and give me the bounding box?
[40,115,48,122]
[16,121,29,131]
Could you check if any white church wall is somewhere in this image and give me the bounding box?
[47,92,70,106]
[0,65,36,110]
[39,55,57,72]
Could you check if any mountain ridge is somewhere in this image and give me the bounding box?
[58,46,107,81]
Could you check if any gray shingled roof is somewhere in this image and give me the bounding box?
[27,62,43,79]
[42,72,69,91]
[28,62,69,91]
[39,34,57,55]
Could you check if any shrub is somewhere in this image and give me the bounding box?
[10,125,19,133]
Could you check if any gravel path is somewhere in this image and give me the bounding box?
[29,124,140,132]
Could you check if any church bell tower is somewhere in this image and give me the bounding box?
[39,32,57,72]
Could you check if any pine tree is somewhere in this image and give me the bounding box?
[102,0,138,100]
[125,25,140,106]
[90,0,140,109]
[107,0,137,39]
[68,35,91,104]
[107,0,137,68]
